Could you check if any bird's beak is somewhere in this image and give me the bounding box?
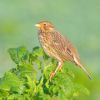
[35,24,41,28]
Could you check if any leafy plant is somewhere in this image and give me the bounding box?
[0,46,89,100]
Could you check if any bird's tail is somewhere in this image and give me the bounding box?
[74,56,92,80]
[78,63,92,80]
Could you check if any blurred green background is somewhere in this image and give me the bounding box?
[0,0,100,100]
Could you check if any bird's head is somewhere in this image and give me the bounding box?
[35,21,54,32]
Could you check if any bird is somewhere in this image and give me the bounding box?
[35,21,91,80]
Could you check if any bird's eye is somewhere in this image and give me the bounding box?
[43,23,46,26]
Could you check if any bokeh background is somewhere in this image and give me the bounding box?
[0,0,100,100]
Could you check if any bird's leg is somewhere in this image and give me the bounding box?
[57,60,63,72]
[58,63,63,72]
[49,61,63,80]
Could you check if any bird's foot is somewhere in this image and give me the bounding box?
[49,71,55,81]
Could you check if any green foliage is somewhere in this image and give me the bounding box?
[0,46,89,100]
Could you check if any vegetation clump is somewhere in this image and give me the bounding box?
[0,46,89,100]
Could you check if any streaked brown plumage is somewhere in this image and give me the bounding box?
[35,21,91,80]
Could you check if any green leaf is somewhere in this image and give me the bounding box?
[0,72,23,93]
[8,46,29,64]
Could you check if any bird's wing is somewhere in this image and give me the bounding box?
[51,31,77,61]
[51,31,66,52]
[52,31,80,62]
[66,41,80,60]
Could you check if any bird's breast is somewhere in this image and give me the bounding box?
[38,32,52,45]
[38,32,58,57]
